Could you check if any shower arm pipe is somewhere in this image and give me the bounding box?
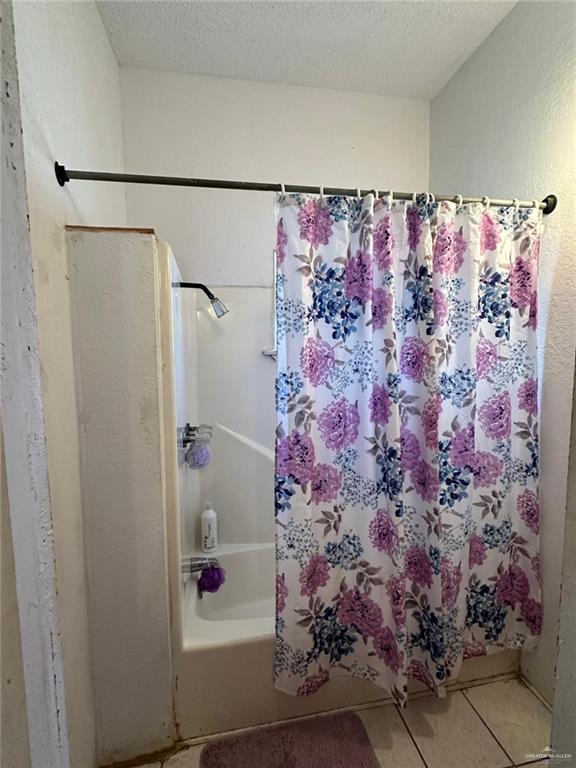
[172,281,217,300]
[54,163,558,215]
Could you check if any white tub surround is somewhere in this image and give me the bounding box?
[197,421,275,545]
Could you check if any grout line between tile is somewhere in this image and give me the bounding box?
[394,703,430,768]
[461,687,515,767]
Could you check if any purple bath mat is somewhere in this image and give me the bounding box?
[199,711,380,768]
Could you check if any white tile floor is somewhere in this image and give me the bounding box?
[142,678,552,768]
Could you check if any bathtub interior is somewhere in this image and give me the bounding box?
[183,543,275,649]
[195,545,274,621]
[171,280,277,649]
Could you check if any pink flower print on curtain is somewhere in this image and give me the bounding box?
[274,193,542,706]
[372,288,393,329]
[369,384,391,426]
[300,338,335,386]
[369,508,399,555]
[318,398,360,451]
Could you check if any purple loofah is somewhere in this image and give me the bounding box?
[185,443,211,469]
[198,566,226,594]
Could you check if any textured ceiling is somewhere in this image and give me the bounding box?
[97,1,516,99]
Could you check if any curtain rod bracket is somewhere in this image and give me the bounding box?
[53,162,557,215]
[541,194,558,215]
[54,162,69,187]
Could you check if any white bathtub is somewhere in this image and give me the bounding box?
[175,540,401,738]
[174,541,519,739]
[183,543,275,649]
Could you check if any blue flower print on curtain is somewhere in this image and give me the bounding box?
[274,193,542,705]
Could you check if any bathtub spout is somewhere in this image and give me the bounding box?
[182,556,225,598]
[181,556,220,576]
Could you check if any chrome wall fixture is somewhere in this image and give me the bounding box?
[177,423,213,448]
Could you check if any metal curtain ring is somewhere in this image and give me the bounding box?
[482,196,491,211]
[512,198,520,212]
[454,194,463,208]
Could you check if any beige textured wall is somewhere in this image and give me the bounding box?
[120,67,430,285]
[1,425,32,768]
[551,361,576,761]
[68,229,173,765]
[12,3,127,765]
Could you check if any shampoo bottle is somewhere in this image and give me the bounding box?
[201,503,217,553]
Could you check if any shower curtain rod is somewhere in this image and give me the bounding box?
[54,163,558,214]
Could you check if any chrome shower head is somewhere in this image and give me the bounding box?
[210,296,229,318]
[172,282,229,320]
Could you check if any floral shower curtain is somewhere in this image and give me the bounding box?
[274,192,542,704]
